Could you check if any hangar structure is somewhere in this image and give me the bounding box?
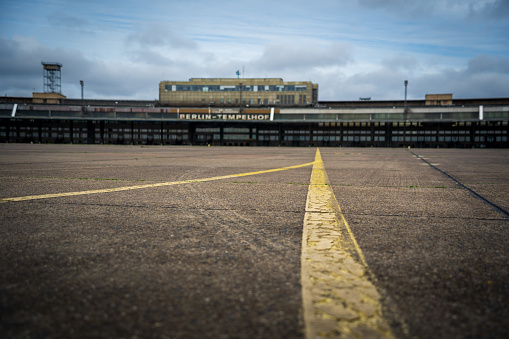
[1,96,508,148]
[1,74,508,147]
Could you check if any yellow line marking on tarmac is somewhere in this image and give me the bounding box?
[0,161,316,203]
[301,149,394,338]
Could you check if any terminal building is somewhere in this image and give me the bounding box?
[1,74,508,148]
[159,78,319,107]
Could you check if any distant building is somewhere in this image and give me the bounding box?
[425,94,453,106]
[32,92,67,104]
[159,78,318,107]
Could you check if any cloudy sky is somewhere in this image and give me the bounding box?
[1,0,508,101]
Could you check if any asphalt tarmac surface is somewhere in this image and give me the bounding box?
[0,144,508,338]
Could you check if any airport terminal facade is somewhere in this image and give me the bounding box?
[1,78,509,148]
[159,78,319,107]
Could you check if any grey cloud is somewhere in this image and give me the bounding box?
[357,0,406,9]
[0,36,40,77]
[357,0,509,19]
[48,11,90,30]
[2,35,508,101]
[470,0,509,19]
[467,55,509,74]
[78,62,156,99]
[316,54,509,101]
[251,43,352,72]
[0,36,65,95]
[125,24,197,67]
[413,67,509,99]
[327,68,407,101]
[381,54,419,73]
[129,49,174,67]
[356,0,434,16]
[0,36,158,99]
[127,24,197,50]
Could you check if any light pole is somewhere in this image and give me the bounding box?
[404,80,408,111]
[239,82,243,113]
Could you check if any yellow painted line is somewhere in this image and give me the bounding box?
[301,149,394,338]
[0,161,316,203]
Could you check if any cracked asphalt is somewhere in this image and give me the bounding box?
[322,148,509,338]
[1,144,508,338]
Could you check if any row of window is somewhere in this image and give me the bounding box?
[2,126,189,133]
[195,127,252,135]
[100,134,188,140]
[388,136,509,142]
[224,128,250,133]
[4,131,505,143]
[283,135,388,141]
[317,121,509,128]
[176,96,309,105]
[4,126,507,136]
[0,132,190,140]
[164,84,307,92]
[223,134,251,140]
[219,98,270,105]
[277,95,308,104]
[196,134,220,140]
[196,128,221,133]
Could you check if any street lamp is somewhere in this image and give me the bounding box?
[239,82,243,113]
[404,80,408,113]
[404,80,408,104]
